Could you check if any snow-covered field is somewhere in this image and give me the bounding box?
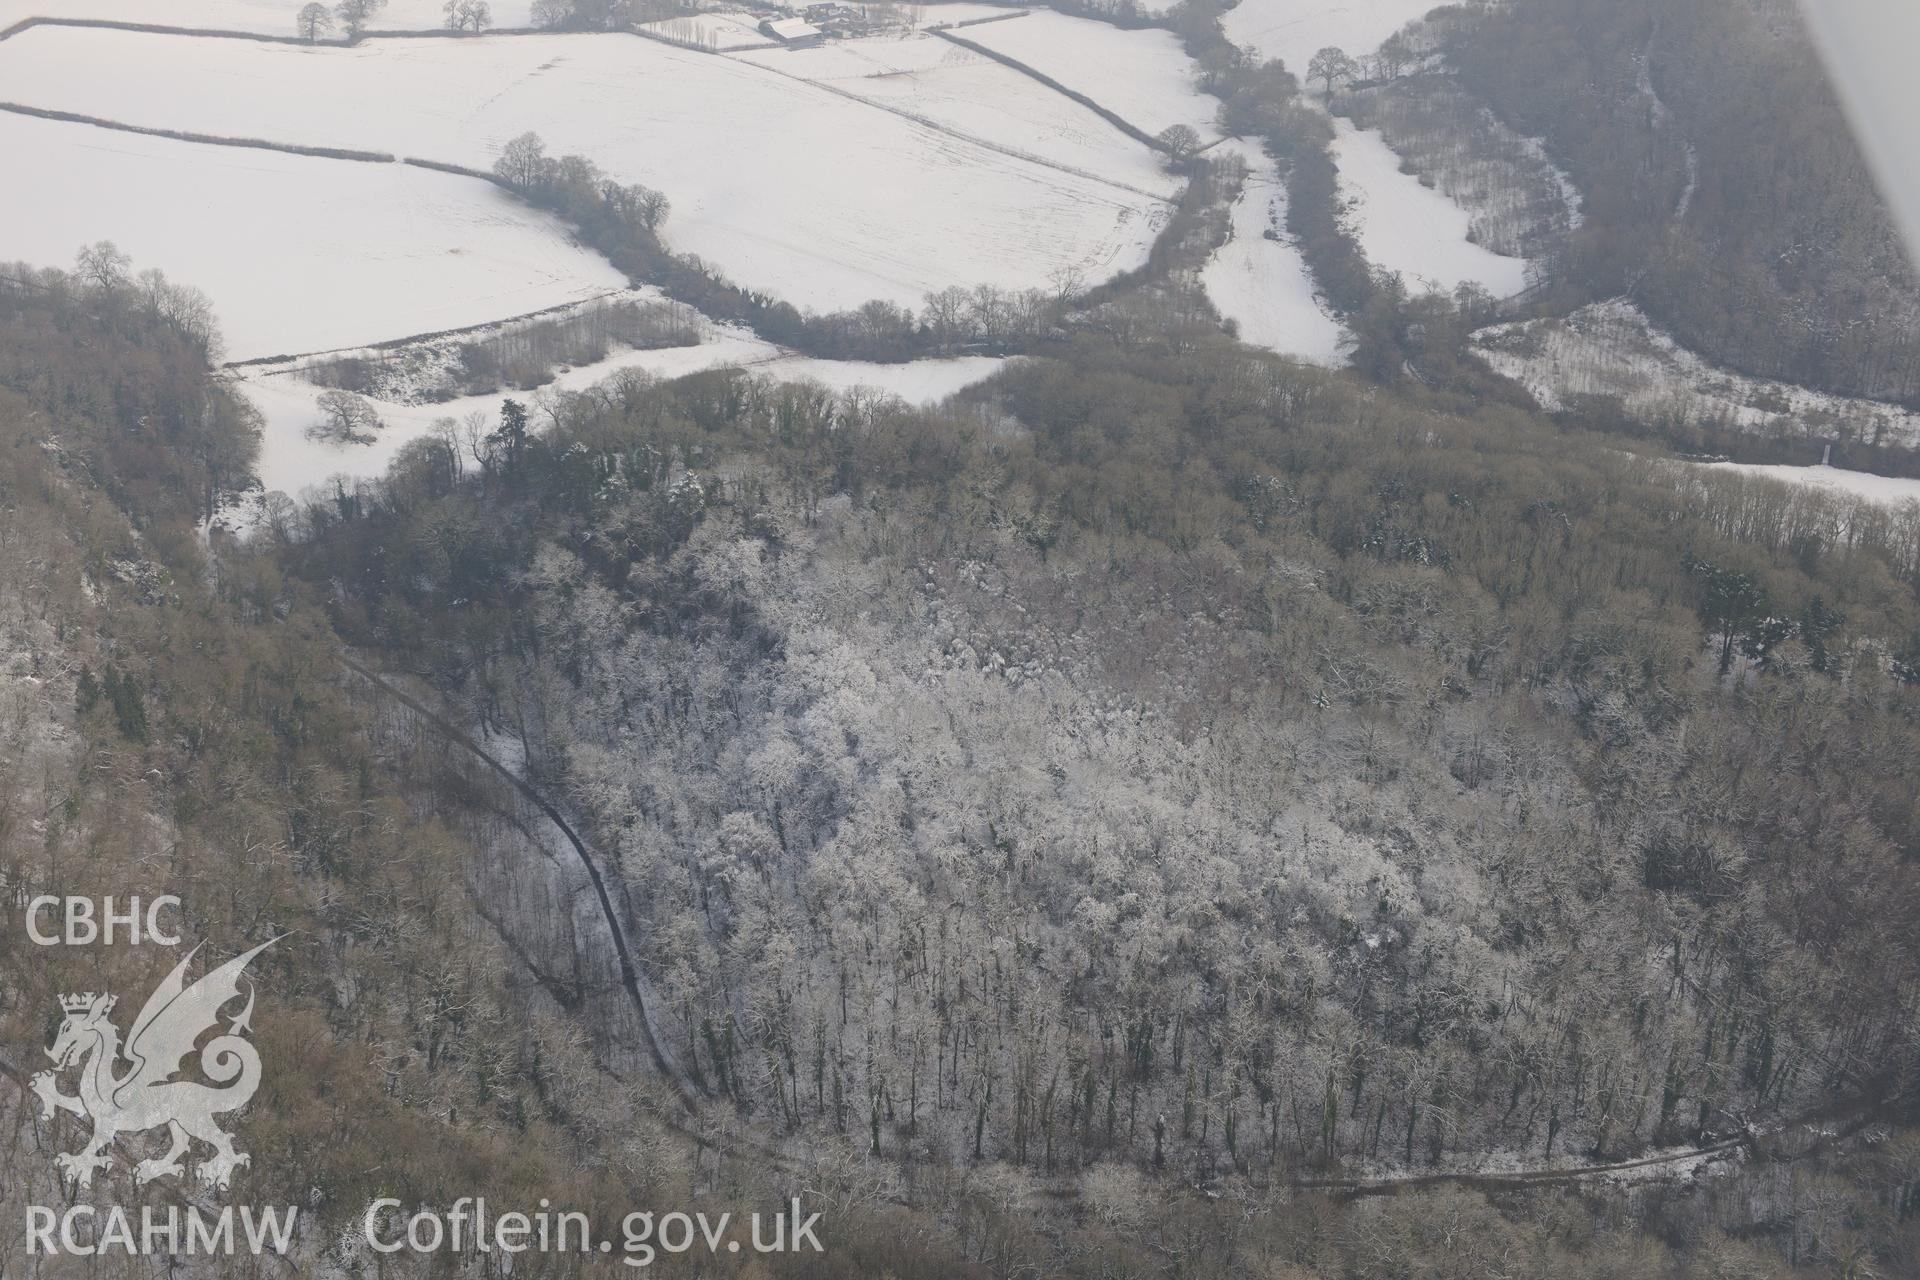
[636,12,771,51]
[1475,300,1920,448]
[951,9,1219,139]
[1207,1,1532,300]
[733,27,1177,197]
[913,3,1037,25]
[1690,461,1920,510]
[1222,0,1436,74]
[0,112,625,362]
[236,327,1003,497]
[0,25,1164,313]
[1330,115,1529,297]
[0,0,538,33]
[1199,139,1347,363]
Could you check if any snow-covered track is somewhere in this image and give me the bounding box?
[337,654,706,1110]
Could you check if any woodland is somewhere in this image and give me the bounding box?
[4,0,1920,1275]
[6,234,1919,1273]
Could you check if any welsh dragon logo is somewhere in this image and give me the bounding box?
[31,939,277,1190]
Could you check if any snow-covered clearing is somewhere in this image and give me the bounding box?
[1199,139,1347,363]
[950,9,1219,139]
[1474,300,1920,448]
[0,112,624,362]
[0,0,539,34]
[733,28,1177,196]
[1221,0,1436,75]
[1330,114,1529,296]
[0,26,1166,312]
[1688,461,1920,510]
[234,324,1003,498]
[1338,75,1582,262]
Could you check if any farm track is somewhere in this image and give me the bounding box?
[335,654,706,1111]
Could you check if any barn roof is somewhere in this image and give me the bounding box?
[763,16,822,39]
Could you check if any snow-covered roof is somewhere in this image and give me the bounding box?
[763,16,821,40]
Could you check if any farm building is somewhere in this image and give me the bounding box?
[759,16,823,45]
[802,3,884,35]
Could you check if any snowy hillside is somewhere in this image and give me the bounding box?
[1475,300,1920,448]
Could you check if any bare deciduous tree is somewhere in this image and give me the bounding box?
[1046,264,1085,303]
[1156,124,1202,163]
[444,0,491,31]
[493,132,553,190]
[75,241,130,293]
[297,1,335,40]
[1308,46,1357,96]
[334,0,386,38]
[307,389,383,444]
[1375,32,1414,81]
